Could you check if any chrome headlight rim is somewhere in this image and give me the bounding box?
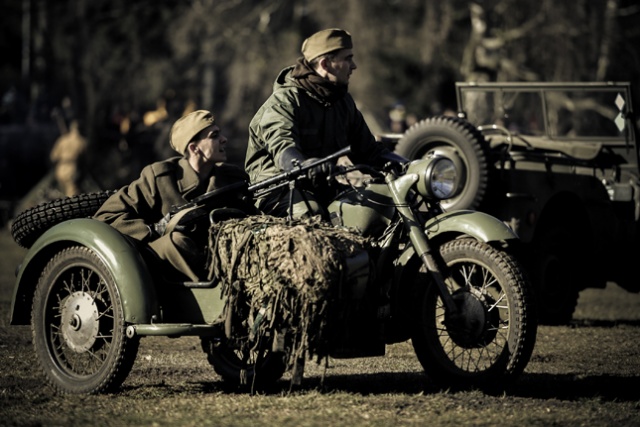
[407,152,464,200]
[425,156,459,200]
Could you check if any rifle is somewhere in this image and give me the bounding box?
[154,146,351,235]
[249,146,351,196]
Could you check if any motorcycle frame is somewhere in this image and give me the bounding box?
[331,167,519,323]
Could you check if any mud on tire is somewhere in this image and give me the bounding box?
[10,190,116,248]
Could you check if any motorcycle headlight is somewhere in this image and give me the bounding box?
[407,155,462,200]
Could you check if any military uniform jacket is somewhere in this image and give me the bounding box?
[94,157,248,242]
[245,65,388,184]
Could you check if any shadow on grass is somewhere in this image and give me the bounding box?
[570,318,640,327]
[124,369,640,403]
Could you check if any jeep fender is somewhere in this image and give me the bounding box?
[396,209,517,268]
[11,218,157,325]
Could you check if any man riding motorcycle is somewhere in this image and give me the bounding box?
[245,28,405,219]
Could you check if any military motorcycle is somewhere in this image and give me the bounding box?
[9,146,537,394]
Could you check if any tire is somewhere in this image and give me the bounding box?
[11,190,117,249]
[530,226,580,325]
[31,246,139,394]
[395,116,490,211]
[201,336,287,390]
[411,239,537,392]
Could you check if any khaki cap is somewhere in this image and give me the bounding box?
[301,28,353,62]
[169,110,216,155]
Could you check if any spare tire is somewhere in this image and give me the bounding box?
[394,115,490,211]
[10,190,117,248]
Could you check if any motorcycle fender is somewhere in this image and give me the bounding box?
[11,218,157,325]
[425,209,517,242]
[396,210,518,268]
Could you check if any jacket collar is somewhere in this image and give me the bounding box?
[176,157,201,195]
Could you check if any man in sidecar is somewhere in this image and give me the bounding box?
[245,28,405,219]
[94,109,254,282]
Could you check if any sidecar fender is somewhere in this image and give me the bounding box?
[11,218,157,325]
[396,210,517,269]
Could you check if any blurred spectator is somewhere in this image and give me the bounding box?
[389,102,408,133]
[50,120,87,197]
[143,98,168,127]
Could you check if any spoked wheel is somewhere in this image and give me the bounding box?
[201,336,287,390]
[411,239,537,392]
[31,246,139,394]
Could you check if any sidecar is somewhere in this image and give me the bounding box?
[9,207,278,394]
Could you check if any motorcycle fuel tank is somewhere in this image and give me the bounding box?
[328,182,396,237]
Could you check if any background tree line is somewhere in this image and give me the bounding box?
[1,0,639,192]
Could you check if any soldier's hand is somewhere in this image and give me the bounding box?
[302,158,334,187]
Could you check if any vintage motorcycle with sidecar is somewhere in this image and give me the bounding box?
[9,146,537,394]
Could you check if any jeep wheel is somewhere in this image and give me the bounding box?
[531,226,580,325]
[10,190,116,248]
[395,115,490,211]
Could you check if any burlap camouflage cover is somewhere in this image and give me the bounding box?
[207,215,369,378]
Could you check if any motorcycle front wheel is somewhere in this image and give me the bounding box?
[411,238,537,392]
[31,246,139,394]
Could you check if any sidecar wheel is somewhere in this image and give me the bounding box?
[394,116,489,211]
[31,246,139,394]
[11,190,117,248]
[411,239,537,392]
[201,337,286,389]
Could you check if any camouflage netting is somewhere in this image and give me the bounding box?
[207,215,370,376]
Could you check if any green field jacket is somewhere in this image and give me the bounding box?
[245,65,388,184]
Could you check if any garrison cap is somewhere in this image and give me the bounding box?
[169,110,216,155]
[301,28,353,62]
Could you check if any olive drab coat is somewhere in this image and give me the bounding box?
[244,65,389,184]
[94,157,249,281]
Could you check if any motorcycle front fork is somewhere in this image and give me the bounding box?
[384,173,459,315]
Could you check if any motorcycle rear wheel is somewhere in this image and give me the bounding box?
[200,336,287,390]
[411,238,537,392]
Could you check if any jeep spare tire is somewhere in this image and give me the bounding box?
[10,190,116,248]
[394,115,490,211]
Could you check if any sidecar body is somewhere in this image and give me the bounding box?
[10,216,233,394]
[11,218,226,332]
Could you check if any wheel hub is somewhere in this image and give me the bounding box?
[445,288,498,348]
[61,291,100,353]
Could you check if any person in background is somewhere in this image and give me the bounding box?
[50,119,87,197]
[94,110,252,282]
[245,28,405,219]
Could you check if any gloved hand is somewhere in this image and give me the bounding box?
[379,151,409,174]
[149,213,170,239]
[302,158,334,187]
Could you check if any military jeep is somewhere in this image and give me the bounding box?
[391,81,639,324]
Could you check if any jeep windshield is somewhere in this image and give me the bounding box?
[455,82,635,146]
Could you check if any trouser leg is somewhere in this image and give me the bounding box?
[256,188,327,219]
[148,231,205,282]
